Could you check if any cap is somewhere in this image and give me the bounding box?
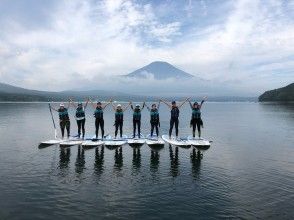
[117,104,122,107]
[60,103,65,107]
[135,104,140,107]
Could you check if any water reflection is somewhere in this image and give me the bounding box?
[190,148,202,179]
[132,148,141,174]
[169,145,179,177]
[94,146,104,176]
[114,147,123,171]
[150,150,160,173]
[59,147,71,169]
[75,146,85,174]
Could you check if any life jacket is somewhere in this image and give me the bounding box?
[75,107,85,120]
[133,108,141,121]
[150,109,159,123]
[94,107,103,119]
[115,109,123,122]
[191,107,201,119]
[171,107,179,119]
[58,108,69,121]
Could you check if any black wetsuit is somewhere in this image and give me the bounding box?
[115,110,123,138]
[150,109,160,137]
[190,100,204,138]
[94,107,104,138]
[58,108,70,138]
[132,107,142,138]
[75,107,85,138]
[169,107,179,137]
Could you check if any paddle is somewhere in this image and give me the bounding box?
[48,103,57,139]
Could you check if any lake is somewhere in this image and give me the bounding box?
[0,102,293,219]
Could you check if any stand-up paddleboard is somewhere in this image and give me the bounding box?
[60,138,83,147]
[146,135,165,148]
[39,139,63,147]
[128,135,146,147]
[104,135,127,149]
[82,140,104,149]
[162,135,191,148]
[187,136,211,150]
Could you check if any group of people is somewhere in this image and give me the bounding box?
[50,97,207,140]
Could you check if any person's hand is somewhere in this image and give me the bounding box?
[203,96,208,100]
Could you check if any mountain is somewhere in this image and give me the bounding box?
[125,61,194,79]
[0,82,148,102]
[259,83,294,102]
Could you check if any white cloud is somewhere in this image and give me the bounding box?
[0,0,293,95]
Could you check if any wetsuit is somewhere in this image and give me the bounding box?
[58,108,70,138]
[94,107,104,138]
[75,106,86,138]
[169,107,179,137]
[115,110,123,138]
[190,100,204,138]
[132,106,142,138]
[150,108,160,137]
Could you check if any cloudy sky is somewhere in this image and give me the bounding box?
[0,0,293,95]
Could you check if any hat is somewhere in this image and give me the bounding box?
[117,104,122,107]
[135,104,140,107]
[78,102,83,105]
[60,103,65,107]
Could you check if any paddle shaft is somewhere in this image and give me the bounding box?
[48,103,57,138]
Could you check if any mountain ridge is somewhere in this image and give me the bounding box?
[259,83,294,102]
[125,61,194,79]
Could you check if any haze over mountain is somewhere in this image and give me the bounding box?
[125,61,194,80]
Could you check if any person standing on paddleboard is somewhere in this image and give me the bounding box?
[130,102,145,138]
[50,101,71,139]
[111,101,131,139]
[189,97,207,138]
[89,98,112,139]
[70,99,89,139]
[161,98,189,139]
[146,101,160,137]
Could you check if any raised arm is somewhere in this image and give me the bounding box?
[199,96,207,109]
[188,100,193,109]
[145,102,151,111]
[142,101,145,110]
[66,99,71,109]
[130,101,134,111]
[102,98,112,110]
[123,101,131,112]
[84,98,89,109]
[70,98,77,108]
[89,98,96,109]
[160,99,172,109]
[50,103,58,112]
[179,97,190,108]
[111,101,116,111]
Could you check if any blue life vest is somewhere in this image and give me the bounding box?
[94,107,103,119]
[192,108,201,119]
[76,107,85,120]
[171,107,179,119]
[133,109,141,121]
[150,109,159,123]
[58,108,69,121]
[115,110,123,122]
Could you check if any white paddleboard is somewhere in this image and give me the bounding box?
[162,135,191,148]
[128,135,145,147]
[60,139,83,147]
[146,135,165,147]
[187,136,211,149]
[40,139,63,145]
[82,140,104,148]
[104,135,127,147]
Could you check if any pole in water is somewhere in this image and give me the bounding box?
[48,102,57,139]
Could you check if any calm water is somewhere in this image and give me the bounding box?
[0,102,293,220]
